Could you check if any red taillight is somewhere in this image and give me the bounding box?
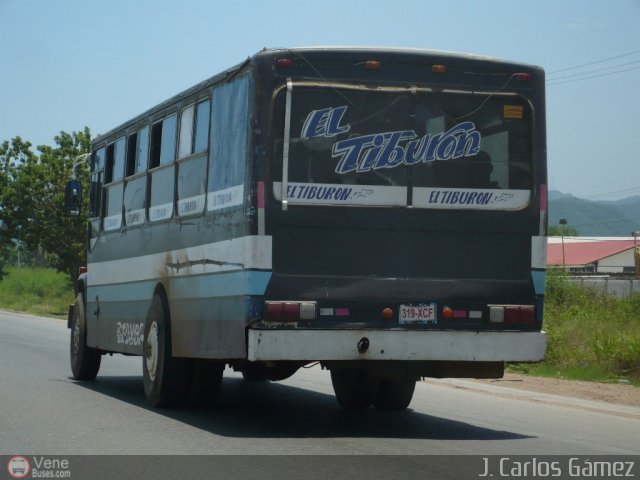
[282,302,300,321]
[505,306,521,323]
[489,305,535,324]
[266,302,284,320]
[79,266,88,275]
[520,306,535,325]
[265,301,317,321]
[504,306,536,324]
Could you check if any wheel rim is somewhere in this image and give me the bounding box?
[145,321,159,382]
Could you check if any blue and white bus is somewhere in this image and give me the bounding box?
[67,47,547,410]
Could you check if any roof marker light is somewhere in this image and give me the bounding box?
[276,58,294,68]
[515,72,531,81]
[432,64,447,74]
[365,60,381,70]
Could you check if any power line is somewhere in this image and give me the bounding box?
[547,59,640,82]
[569,216,640,228]
[545,49,640,86]
[547,49,640,75]
[546,65,640,86]
[580,186,640,200]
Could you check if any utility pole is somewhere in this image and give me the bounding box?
[560,219,568,271]
[633,231,640,278]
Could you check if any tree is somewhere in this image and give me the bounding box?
[0,129,91,282]
[0,136,39,278]
[548,224,579,236]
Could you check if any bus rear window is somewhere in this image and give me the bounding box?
[274,86,533,209]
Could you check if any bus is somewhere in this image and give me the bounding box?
[66,47,547,410]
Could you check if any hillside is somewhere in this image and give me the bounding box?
[548,191,640,236]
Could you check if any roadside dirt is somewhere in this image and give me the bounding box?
[471,373,640,407]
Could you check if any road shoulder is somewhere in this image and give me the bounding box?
[423,374,640,420]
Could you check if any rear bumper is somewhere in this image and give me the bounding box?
[247,329,547,362]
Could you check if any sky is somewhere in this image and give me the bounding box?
[1,0,639,200]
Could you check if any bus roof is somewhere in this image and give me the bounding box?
[93,46,543,146]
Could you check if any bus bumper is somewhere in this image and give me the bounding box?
[247,329,547,362]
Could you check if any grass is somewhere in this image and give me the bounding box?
[509,269,640,385]
[0,267,74,318]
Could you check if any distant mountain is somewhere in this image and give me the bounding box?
[548,191,640,236]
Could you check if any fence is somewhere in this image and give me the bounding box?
[568,277,640,298]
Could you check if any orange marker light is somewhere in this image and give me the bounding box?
[382,307,394,319]
[432,64,447,74]
[442,306,454,319]
[366,60,382,70]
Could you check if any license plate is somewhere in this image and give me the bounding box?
[399,303,437,324]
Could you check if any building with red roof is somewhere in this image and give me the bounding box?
[547,238,638,274]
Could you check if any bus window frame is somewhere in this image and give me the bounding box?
[176,96,211,219]
[147,111,178,224]
[271,80,538,211]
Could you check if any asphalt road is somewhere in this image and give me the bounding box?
[1,310,639,458]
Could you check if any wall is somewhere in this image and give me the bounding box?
[569,277,640,298]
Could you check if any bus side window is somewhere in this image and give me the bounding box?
[124,176,146,227]
[178,105,195,159]
[88,148,105,240]
[207,76,248,213]
[90,148,106,219]
[136,126,149,174]
[103,183,124,232]
[177,99,210,217]
[113,137,125,182]
[126,132,137,178]
[103,138,125,232]
[194,99,210,154]
[123,126,150,227]
[149,114,177,222]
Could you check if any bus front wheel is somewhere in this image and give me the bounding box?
[143,294,191,407]
[70,292,101,380]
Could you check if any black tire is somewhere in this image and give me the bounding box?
[70,292,101,380]
[241,363,269,382]
[373,379,416,411]
[241,370,267,382]
[241,363,300,382]
[189,359,224,408]
[330,369,379,410]
[142,293,191,408]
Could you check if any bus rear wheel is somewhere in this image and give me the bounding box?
[143,294,191,408]
[372,379,416,410]
[330,368,379,410]
[70,293,101,380]
[189,359,224,408]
